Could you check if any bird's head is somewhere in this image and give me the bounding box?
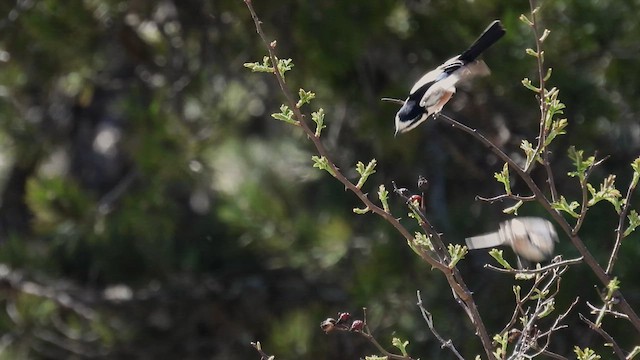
[394,100,429,135]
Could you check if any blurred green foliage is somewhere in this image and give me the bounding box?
[0,0,638,358]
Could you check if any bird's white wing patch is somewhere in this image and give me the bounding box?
[410,68,442,94]
[465,232,505,249]
[420,73,459,107]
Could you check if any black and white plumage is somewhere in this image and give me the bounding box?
[465,217,558,268]
[395,20,506,135]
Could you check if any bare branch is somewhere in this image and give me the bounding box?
[381,97,405,105]
[484,256,583,275]
[573,153,604,236]
[476,194,536,203]
[606,166,639,274]
[580,314,626,360]
[417,291,465,360]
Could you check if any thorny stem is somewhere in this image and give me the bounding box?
[243,1,496,358]
[606,171,639,274]
[527,0,558,202]
[436,112,640,332]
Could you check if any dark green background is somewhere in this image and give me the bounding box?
[0,0,638,358]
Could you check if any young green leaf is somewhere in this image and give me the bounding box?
[537,299,555,318]
[355,159,377,189]
[631,157,640,188]
[521,139,539,167]
[276,58,294,80]
[364,356,388,360]
[413,232,434,252]
[522,78,541,92]
[525,48,539,57]
[567,147,595,181]
[627,346,640,360]
[296,88,316,108]
[544,118,568,146]
[378,185,390,213]
[243,56,274,73]
[493,332,509,359]
[624,210,640,237]
[495,163,511,195]
[489,249,514,270]
[587,175,622,213]
[447,244,467,268]
[311,108,326,137]
[539,28,551,42]
[271,104,298,125]
[551,196,580,218]
[503,200,523,215]
[519,14,534,26]
[353,206,370,215]
[392,338,409,357]
[574,347,601,360]
[311,155,335,176]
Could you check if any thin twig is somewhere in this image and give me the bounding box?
[381,97,405,105]
[579,314,626,360]
[527,0,558,202]
[586,302,629,321]
[606,167,639,274]
[361,308,413,360]
[416,291,464,360]
[530,297,579,359]
[573,154,605,236]
[476,194,536,203]
[484,257,583,274]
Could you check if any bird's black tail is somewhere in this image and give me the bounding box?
[458,20,506,63]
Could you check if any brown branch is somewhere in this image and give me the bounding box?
[243,2,497,357]
[579,314,626,360]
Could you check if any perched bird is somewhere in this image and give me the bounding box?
[395,20,506,135]
[465,217,558,268]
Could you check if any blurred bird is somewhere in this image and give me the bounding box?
[465,217,558,268]
[395,20,506,135]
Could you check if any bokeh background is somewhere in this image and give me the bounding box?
[0,0,639,358]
